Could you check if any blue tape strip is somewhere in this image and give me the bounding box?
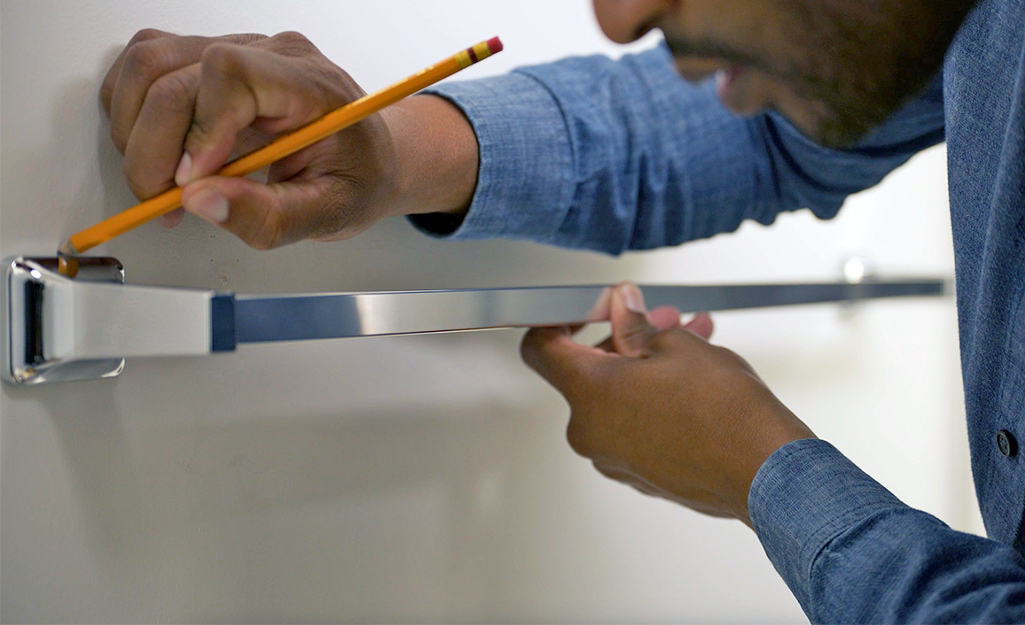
[210,294,237,352]
[235,295,362,343]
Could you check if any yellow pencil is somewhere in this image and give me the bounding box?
[58,36,503,276]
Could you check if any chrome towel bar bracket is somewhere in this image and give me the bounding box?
[3,256,948,385]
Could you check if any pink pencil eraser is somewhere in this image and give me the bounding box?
[487,37,503,54]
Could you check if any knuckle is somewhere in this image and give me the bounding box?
[221,32,268,47]
[266,31,317,56]
[272,30,308,44]
[200,42,243,75]
[122,37,175,82]
[128,28,168,46]
[146,71,197,114]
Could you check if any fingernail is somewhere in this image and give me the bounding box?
[619,283,646,314]
[174,151,193,187]
[184,188,229,224]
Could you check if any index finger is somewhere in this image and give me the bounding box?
[520,326,607,400]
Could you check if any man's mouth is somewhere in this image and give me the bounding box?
[715,67,748,109]
[671,55,766,116]
[672,57,722,83]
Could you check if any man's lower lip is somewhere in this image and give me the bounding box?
[715,67,747,104]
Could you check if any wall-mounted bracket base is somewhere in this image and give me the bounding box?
[2,256,125,385]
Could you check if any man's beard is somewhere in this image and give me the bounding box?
[665,0,979,148]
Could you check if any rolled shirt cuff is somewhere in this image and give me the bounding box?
[748,438,910,613]
[409,71,576,242]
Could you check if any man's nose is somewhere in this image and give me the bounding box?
[592,0,672,44]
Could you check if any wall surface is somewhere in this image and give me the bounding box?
[1,1,976,623]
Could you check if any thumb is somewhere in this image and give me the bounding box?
[610,282,659,357]
[181,175,336,249]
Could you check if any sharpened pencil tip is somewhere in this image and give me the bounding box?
[57,240,80,278]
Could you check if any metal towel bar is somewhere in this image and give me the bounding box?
[2,256,947,385]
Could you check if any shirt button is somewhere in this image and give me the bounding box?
[997,430,1018,457]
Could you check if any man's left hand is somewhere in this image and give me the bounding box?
[520,283,816,526]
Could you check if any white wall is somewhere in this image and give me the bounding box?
[0,1,975,622]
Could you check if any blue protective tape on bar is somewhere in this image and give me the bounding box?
[210,294,237,352]
[235,295,362,343]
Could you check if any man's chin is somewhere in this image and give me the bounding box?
[781,104,879,149]
[818,117,881,148]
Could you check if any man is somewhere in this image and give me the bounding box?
[102,0,1024,620]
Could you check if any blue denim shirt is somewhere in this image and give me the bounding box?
[420,0,1025,621]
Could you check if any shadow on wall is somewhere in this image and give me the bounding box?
[11,331,609,621]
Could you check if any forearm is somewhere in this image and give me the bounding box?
[412,45,945,253]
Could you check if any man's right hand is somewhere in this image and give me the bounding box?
[101,29,479,249]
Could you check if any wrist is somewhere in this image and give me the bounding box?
[380,94,479,219]
[737,414,818,527]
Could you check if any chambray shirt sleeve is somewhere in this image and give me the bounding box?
[411,42,945,254]
[412,41,1025,624]
[751,439,1025,623]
